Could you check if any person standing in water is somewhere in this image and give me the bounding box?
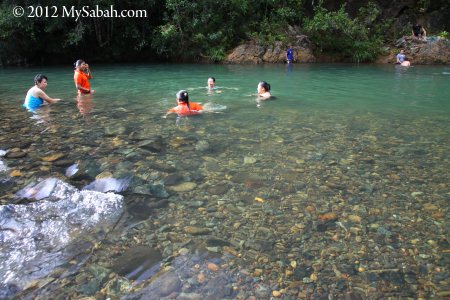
[23,74,61,110]
[166,90,204,117]
[286,45,294,64]
[74,59,95,94]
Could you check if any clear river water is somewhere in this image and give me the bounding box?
[0,63,449,299]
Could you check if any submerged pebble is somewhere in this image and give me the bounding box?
[0,86,448,300]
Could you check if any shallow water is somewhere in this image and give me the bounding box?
[0,63,449,299]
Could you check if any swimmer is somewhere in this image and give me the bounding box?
[23,74,61,110]
[206,77,223,94]
[165,90,204,117]
[74,59,95,94]
[257,81,272,100]
[207,77,216,89]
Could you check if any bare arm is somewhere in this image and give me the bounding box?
[37,90,60,104]
[164,108,176,118]
[258,92,271,100]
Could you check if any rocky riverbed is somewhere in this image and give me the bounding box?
[0,98,449,299]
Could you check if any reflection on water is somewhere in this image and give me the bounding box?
[77,94,95,120]
[0,64,449,298]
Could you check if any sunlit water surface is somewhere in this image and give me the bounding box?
[0,64,449,298]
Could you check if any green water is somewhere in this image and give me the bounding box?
[1,63,449,114]
[1,64,449,298]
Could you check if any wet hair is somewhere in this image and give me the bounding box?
[208,77,215,83]
[176,90,190,109]
[259,81,271,91]
[34,74,48,85]
[74,59,85,70]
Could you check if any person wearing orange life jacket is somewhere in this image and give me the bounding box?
[74,59,95,94]
[165,90,204,117]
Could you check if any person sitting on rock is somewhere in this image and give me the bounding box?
[412,24,426,40]
[396,49,407,64]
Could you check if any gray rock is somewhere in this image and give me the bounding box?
[195,140,210,152]
[138,137,165,153]
[2,179,123,296]
[255,283,270,298]
[125,270,181,299]
[105,124,126,136]
[5,151,27,159]
[112,245,162,282]
[65,161,100,181]
[83,177,131,193]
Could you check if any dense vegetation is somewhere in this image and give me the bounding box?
[0,0,449,65]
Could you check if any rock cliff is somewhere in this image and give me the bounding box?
[226,36,449,65]
[377,37,450,64]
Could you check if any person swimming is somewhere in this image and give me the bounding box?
[257,81,272,100]
[207,77,216,89]
[165,90,204,117]
[23,74,61,110]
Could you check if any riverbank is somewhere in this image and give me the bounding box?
[224,37,450,65]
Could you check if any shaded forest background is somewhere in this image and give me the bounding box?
[0,0,449,66]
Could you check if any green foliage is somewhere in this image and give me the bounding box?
[304,2,384,62]
[417,0,430,12]
[207,47,226,63]
[0,0,434,64]
[248,18,288,47]
[439,31,448,39]
[0,0,161,64]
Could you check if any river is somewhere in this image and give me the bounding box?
[0,63,449,299]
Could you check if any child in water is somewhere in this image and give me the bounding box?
[166,90,204,117]
[257,81,272,100]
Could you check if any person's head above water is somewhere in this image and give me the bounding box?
[207,77,216,88]
[176,90,189,103]
[176,90,192,110]
[258,81,271,92]
[34,74,48,89]
[257,81,272,100]
[34,74,48,85]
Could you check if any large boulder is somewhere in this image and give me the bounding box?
[225,43,265,64]
[377,36,450,64]
[408,39,450,64]
[225,41,316,64]
[0,178,124,298]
